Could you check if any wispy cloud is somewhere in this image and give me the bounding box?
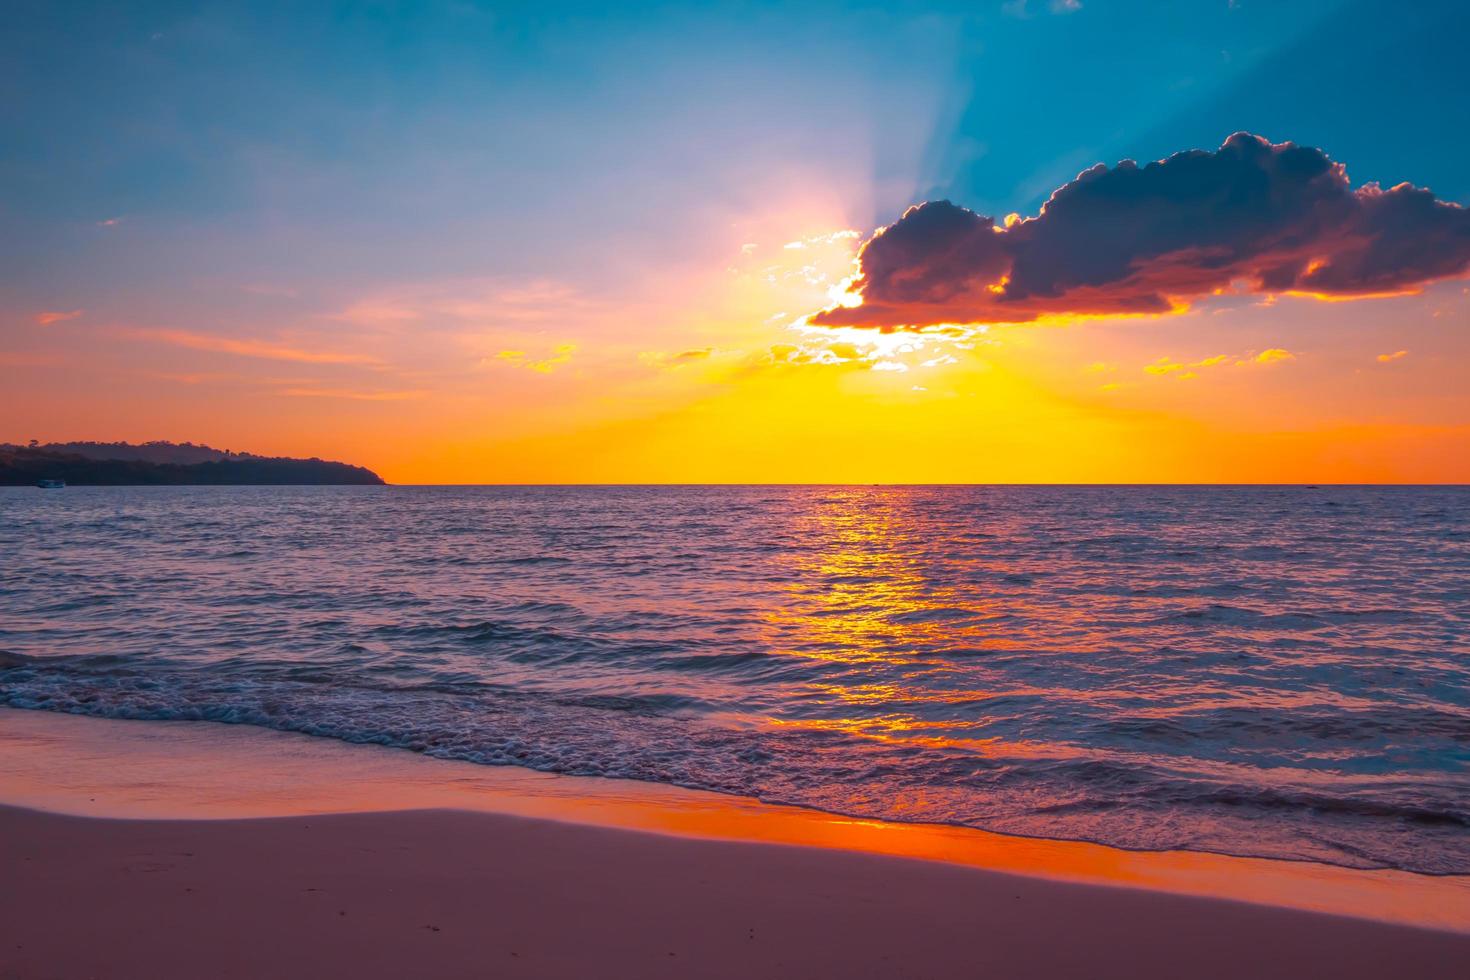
[278,386,425,401]
[1144,348,1295,378]
[1145,355,1212,379]
[1376,349,1409,363]
[331,301,424,327]
[239,283,300,298]
[639,347,717,370]
[491,343,578,373]
[0,351,59,367]
[1003,0,1082,18]
[150,371,245,385]
[1145,358,1198,380]
[783,230,861,250]
[332,279,593,329]
[130,328,379,364]
[35,310,83,326]
[1255,348,1295,364]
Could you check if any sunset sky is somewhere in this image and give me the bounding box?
[4,0,1469,483]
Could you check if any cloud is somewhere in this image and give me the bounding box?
[240,283,300,298]
[811,134,1470,330]
[1143,349,1294,377]
[1145,357,1192,376]
[754,326,968,376]
[640,347,717,370]
[1003,0,1082,16]
[332,279,590,329]
[0,352,59,366]
[130,328,379,364]
[1377,349,1409,363]
[35,310,82,326]
[492,343,577,373]
[278,387,425,401]
[783,230,861,250]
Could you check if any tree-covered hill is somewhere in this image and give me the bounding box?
[0,444,384,486]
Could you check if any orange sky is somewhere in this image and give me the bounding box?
[6,211,1469,484]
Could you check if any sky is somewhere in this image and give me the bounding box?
[3,0,1469,483]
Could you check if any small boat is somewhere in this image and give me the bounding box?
[36,478,66,489]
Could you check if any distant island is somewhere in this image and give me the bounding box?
[0,441,385,486]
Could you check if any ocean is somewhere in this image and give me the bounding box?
[2,485,1466,874]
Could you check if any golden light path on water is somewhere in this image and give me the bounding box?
[762,490,1122,763]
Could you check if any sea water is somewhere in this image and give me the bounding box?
[2,485,1466,873]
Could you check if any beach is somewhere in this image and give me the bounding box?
[3,709,1468,979]
[10,1,1470,974]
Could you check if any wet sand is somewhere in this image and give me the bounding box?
[3,708,1468,979]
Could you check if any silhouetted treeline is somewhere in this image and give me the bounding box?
[9,441,234,465]
[0,446,384,486]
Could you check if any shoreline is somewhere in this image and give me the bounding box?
[3,706,1468,933]
[5,708,1470,978]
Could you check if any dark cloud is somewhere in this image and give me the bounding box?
[812,134,1470,330]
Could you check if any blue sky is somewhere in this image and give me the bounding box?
[6,1,1467,299]
[929,2,1470,214]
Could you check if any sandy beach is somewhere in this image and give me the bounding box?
[3,709,1469,979]
[6,803,1470,980]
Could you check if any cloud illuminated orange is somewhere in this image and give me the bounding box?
[278,387,425,401]
[491,343,578,374]
[35,310,83,326]
[813,134,1470,331]
[129,328,380,365]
